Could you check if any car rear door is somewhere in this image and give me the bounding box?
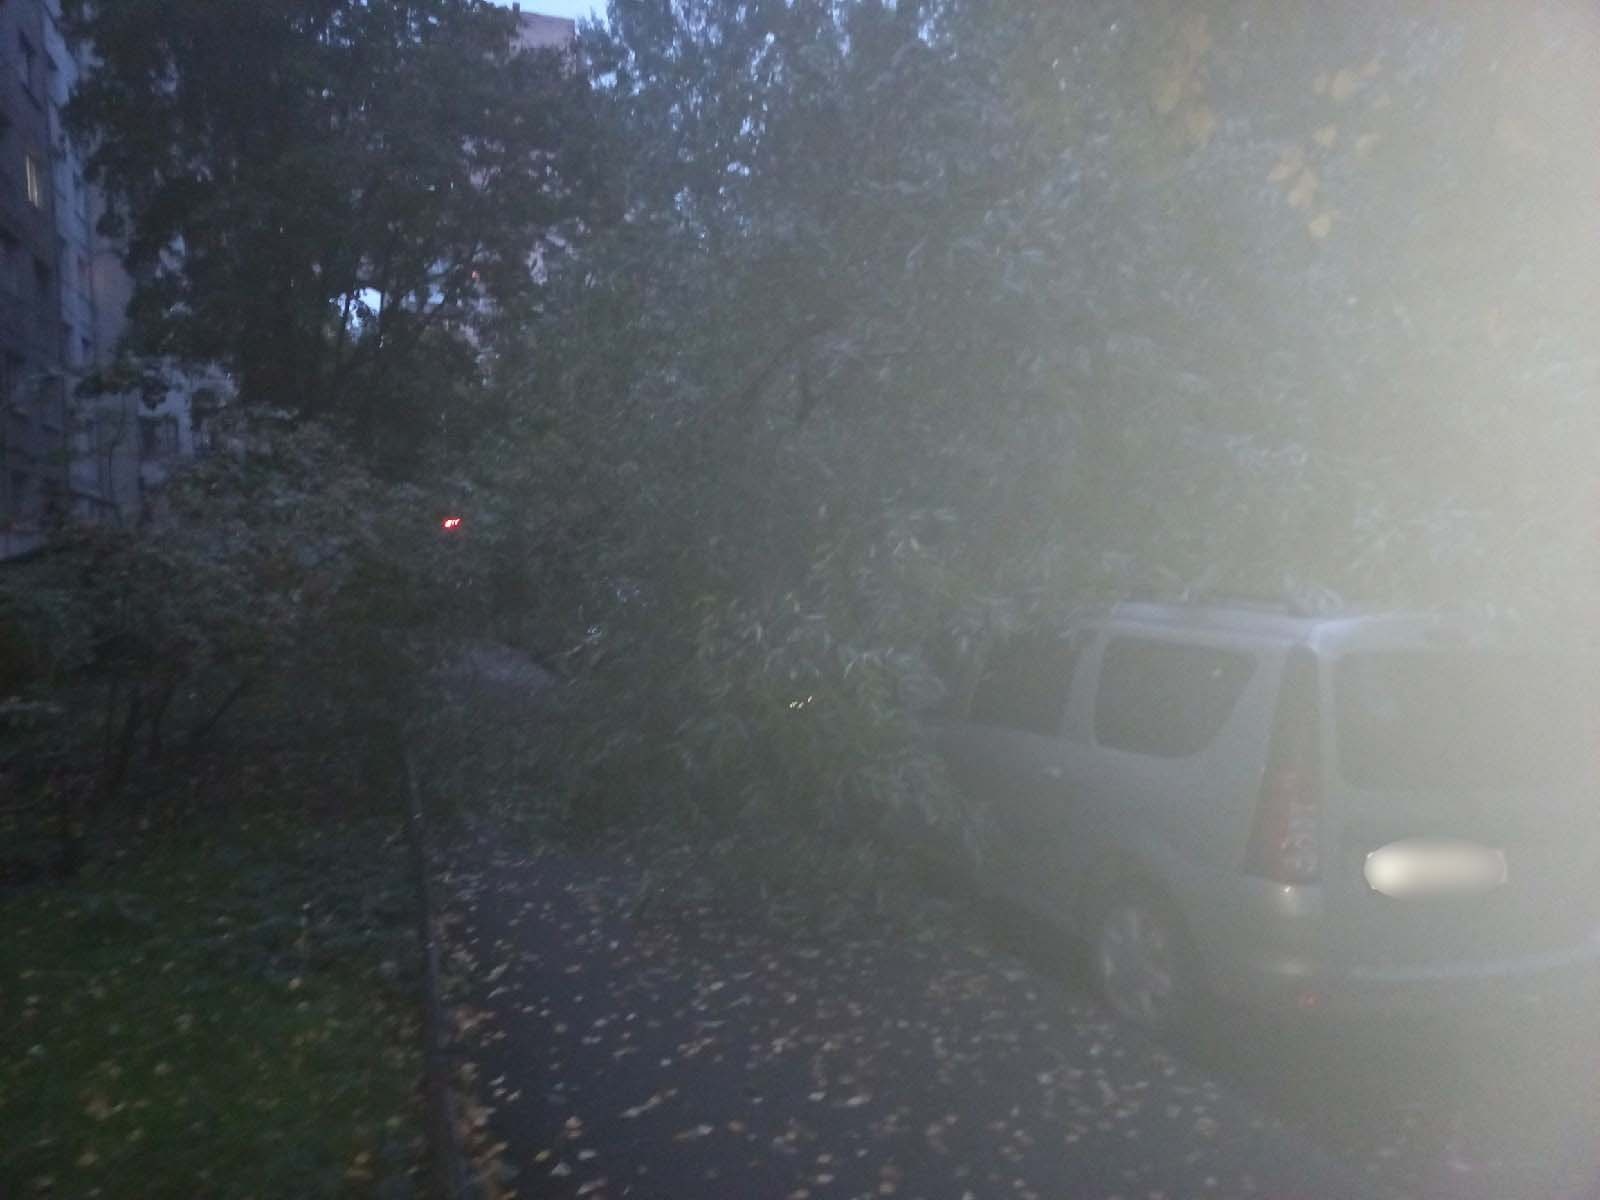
[1074,632,1266,873]
[1321,647,1600,973]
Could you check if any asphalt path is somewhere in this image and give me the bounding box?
[437,830,1600,1200]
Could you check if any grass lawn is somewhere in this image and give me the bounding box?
[0,811,425,1198]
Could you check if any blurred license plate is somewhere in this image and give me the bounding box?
[1364,838,1509,899]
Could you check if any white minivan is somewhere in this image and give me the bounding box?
[930,600,1600,1031]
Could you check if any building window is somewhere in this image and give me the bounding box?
[17,33,35,98]
[24,153,43,208]
[0,231,17,296]
[94,411,116,493]
[139,416,159,457]
[139,414,179,458]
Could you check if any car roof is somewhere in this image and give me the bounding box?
[1100,600,1484,653]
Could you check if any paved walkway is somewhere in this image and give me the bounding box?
[437,831,1382,1200]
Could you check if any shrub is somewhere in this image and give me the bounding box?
[0,413,481,873]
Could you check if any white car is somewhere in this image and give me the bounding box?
[929,600,1600,1032]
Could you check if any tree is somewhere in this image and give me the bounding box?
[483,0,1600,855]
[65,0,607,476]
[0,407,477,871]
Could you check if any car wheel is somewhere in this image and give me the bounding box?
[1090,885,1198,1035]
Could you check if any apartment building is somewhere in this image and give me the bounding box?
[0,0,221,559]
[511,7,577,53]
[0,0,70,557]
[40,0,143,535]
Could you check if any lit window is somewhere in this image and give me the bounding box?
[24,154,42,208]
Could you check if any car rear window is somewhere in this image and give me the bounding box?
[1093,637,1256,758]
[1335,652,1595,790]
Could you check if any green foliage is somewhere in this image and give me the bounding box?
[477,0,1600,858]
[37,0,1598,887]
[65,0,607,475]
[0,413,486,870]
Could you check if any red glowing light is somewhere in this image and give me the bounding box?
[441,516,463,531]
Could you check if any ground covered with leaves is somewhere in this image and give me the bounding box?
[0,813,425,1198]
[438,823,1381,1200]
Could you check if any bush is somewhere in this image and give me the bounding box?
[0,413,484,873]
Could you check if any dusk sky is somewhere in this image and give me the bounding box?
[493,0,603,24]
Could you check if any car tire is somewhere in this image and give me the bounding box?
[1089,883,1202,1037]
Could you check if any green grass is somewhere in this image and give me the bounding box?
[0,812,424,1198]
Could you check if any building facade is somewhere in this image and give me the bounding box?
[0,0,218,559]
[41,0,140,534]
[0,0,72,557]
[510,8,576,53]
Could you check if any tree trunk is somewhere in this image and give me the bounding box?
[146,672,180,763]
[188,677,251,750]
[95,687,144,820]
[57,686,145,877]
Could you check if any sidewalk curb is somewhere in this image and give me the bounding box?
[404,750,479,1200]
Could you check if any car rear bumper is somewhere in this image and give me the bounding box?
[1211,930,1600,1018]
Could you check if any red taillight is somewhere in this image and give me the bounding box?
[441,516,463,531]
[1245,649,1322,884]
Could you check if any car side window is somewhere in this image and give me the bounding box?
[969,631,1081,736]
[1093,637,1255,757]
